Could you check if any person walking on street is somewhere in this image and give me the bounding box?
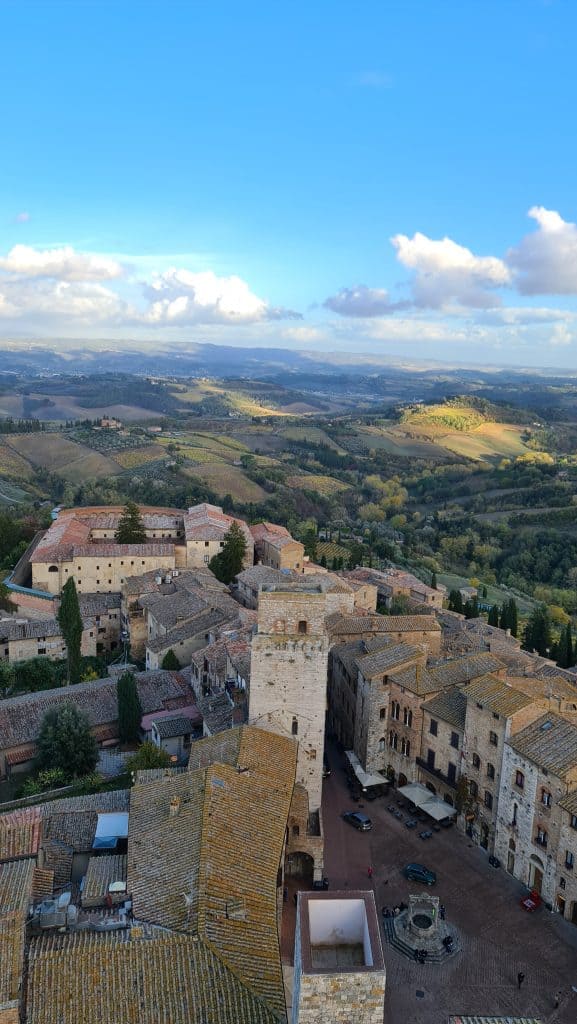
[553,991,560,1008]
[517,971,525,990]
[367,866,373,879]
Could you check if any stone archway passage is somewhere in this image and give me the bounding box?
[286,851,314,884]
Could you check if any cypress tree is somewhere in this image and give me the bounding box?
[117,671,143,744]
[448,590,463,614]
[431,572,437,590]
[209,522,247,584]
[488,604,500,627]
[161,649,180,670]
[57,577,83,685]
[507,598,519,638]
[522,605,552,657]
[115,501,147,544]
[499,603,508,630]
[557,623,574,669]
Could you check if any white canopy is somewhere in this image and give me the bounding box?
[345,750,387,788]
[397,782,456,821]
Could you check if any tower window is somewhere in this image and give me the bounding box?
[292,717,298,736]
[298,620,307,635]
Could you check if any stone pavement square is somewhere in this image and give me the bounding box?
[284,742,577,1024]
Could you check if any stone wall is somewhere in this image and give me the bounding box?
[249,591,329,812]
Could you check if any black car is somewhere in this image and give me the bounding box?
[403,863,437,885]
[342,811,373,831]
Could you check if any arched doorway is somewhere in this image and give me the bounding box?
[507,838,516,875]
[398,773,408,788]
[529,854,545,894]
[571,902,577,925]
[425,782,436,795]
[480,823,489,850]
[286,851,314,886]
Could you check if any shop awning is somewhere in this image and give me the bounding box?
[345,750,388,788]
[397,782,456,821]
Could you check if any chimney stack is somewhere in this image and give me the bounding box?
[169,796,181,817]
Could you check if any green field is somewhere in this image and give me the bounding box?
[183,462,267,502]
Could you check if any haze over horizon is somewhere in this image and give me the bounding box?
[3,1,577,369]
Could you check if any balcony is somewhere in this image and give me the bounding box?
[416,756,457,790]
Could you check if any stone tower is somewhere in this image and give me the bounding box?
[292,890,386,1024]
[248,584,329,812]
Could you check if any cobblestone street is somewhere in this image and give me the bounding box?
[317,742,577,1024]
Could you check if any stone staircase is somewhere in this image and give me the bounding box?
[380,914,459,963]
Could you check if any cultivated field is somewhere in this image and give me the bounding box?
[7,433,122,480]
[286,474,350,496]
[183,462,267,502]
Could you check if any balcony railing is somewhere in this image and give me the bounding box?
[416,756,457,790]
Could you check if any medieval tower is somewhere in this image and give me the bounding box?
[248,584,329,812]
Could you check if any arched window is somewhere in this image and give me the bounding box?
[389,730,398,750]
[404,708,412,727]
[472,753,481,769]
[298,620,307,635]
[487,763,495,780]
[292,824,300,837]
[48,565,58,573]
[291,717,298,736]
[515,770,525,789]
[401,737,411,757]
[378,737,386,752]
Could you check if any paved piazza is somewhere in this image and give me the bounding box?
[315,742,577,1023]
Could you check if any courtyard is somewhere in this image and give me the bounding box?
[299,742,577,1023]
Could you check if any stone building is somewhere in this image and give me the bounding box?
[327,612,441,655]
[250,521,305,572]
[494,713,577,907]
[346,566,444,611]
[419,687,468,809]
[249,585,330,812]
[23,503,254,599]
[556,789,577,924]
[292,890,386,1024]
[459,674,546,853]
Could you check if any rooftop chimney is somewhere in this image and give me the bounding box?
[169,796,181,817]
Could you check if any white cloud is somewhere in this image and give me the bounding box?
[0,277,129,322]
[356,70,392,89]
[143,267,297,325]
[324,285,406,317]
[507,206,577,295]
[392,231,511,308]
[0,244,124,281]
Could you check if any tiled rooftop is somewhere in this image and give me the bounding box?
[327,612,441,635]
[146,608,228,653]
[0,807,42,863]
[461,674,537,717]
[26,929,277,1024]
[356,642,424,678]
[422,686,468,731]
[0,670,189,748]
[0,618,62,642]
[127,725,297,1019]
[509,713,577,776]
[82,854,127,905]
[0,858,35,1013]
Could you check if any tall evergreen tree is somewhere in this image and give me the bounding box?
[488,604,500,626]
[431,572,437,590]
[557,623,574,669]
[115,501,147,544]
[448,589,463,614]
[507,598,519,638]
[522,605,552,657]
[57,577,83,684]
[117,670,143,744]
[499,603,509,630]
[36,703,98,779]
[209,521,247,584]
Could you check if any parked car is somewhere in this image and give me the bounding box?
[403,863,437,885]
[439,816,455,828]
[343,811,373,831]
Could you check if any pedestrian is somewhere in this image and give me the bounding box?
[517,971,525,990]
[293,893,298,906]
[440,904,446,920]
[553,991,560,1008]
[367,866,373,879]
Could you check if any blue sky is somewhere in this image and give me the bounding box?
[2,0,577,367]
